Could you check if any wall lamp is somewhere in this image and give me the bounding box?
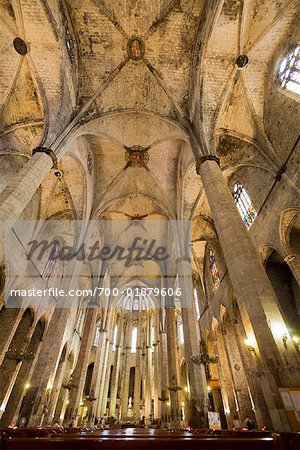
[271,323,290,349]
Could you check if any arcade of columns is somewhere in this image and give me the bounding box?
[0,144,299,431]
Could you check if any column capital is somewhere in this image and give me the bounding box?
[195,155,220,174]
[32,147,58,169]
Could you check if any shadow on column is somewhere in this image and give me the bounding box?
[2,318,45,427]
[266,250,300,336]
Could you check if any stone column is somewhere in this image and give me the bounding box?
[144,316,152,423]
[0,325,37,424]
[99,321,116,418]
[197,157,300,431]
[133,311,143,420]
[215,328,237,428]
[100,358,112,419]
[165,306,181,426]
[64,307,97,425]
[178,258,209,428]
[95,309,114,419]
[153,309,161,420]
[223,318,255,424]
[158,327,168,423]
[0,308,24,366]
[284,254,300,286]
[53,382,69,425]
[0,153,53,263]
[43,348,68,425]
[233,309,273,429]
[87,324,108,424]
[0,311,33,409]
[159,309,169,394]
[109,313,124,417]
[1,320,44,427]
[120,315,133,420]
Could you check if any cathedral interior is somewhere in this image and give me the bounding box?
[0,0,300,444]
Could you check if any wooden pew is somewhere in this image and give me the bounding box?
[1,436,276,450]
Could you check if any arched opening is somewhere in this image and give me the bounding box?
[83,363,94,397]
[266,250,300,336]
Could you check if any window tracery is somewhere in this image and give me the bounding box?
[278,46,300,96]
[233,182,257,230]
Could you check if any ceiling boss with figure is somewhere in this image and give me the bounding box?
[127,37,145,60]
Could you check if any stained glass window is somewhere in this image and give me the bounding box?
[87,154,92,174]
[65,28,74,63]
[94,319,101,346]
[233,182,257,230]
[131,327,137,353]
[209,250,220,291]
[278,46,300,96]
[151,322,155,351]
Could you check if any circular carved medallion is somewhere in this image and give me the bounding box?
[127,37,145,60]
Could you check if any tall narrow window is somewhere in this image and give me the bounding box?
[65,27,74,63]
[151,323,155,350]
[178,319,184,345]
[194,288,200,320]
[278,46,300,96]
[112,325,118,351]
[42,241,59,278]
[131,327,137,353]
[94,319,101,347]
[209,250,220,291]
[76,307,85,336]
[233,182,257,230]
